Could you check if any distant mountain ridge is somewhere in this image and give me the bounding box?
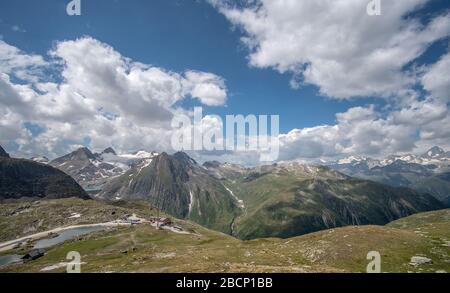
[330,146,450,170]
[326,146,450,206]
[421,146,450,160]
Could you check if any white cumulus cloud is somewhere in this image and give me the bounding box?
[0,37,229,158]
[211,0,450,99]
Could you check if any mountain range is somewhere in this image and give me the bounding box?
[1,144,448,240]
[95,150,444,239]
[330,146,450,169]
[326,147,450,206]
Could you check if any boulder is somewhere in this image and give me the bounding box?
[410,256,433,266]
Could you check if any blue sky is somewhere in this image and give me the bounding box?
[0,0,379,132]
[0,0,449,163]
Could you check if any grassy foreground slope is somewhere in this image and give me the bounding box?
[0,199,448,273]
[0,198,161,242]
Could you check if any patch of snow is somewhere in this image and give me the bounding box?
[91,160,102,168]
[137,158,153,175]
[189,190,194,214]
[119,151,158,160]
[223,185,245,209]
[337,156,363,164]
[32,156,49,164]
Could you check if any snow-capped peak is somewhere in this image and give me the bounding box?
[422,146,445,159]
[119,150,159,160]
[337,156,367,164]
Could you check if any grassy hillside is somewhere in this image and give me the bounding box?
[0,199,448,273]
[221,165,444,239]
[412,174,450,204]
[337,166,450,205]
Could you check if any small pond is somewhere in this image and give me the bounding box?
[0,254,23,267]
[33,226,106,249]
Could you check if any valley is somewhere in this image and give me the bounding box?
[204,162,444,239]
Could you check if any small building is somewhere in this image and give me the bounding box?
[159,218,172,226]
[127,214,142,224]
[22,249,45,262]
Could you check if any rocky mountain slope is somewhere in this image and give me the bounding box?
[98,152,239,234]
[0,146,89,200]
[0,146,10,158]
[50,147,157,192]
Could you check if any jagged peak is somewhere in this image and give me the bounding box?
[422,146,446,158]
[149,152,197,171]
[74,147,95,156]
[173,152,198,165]
[158,152,170,159]
[101,147,117,155]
